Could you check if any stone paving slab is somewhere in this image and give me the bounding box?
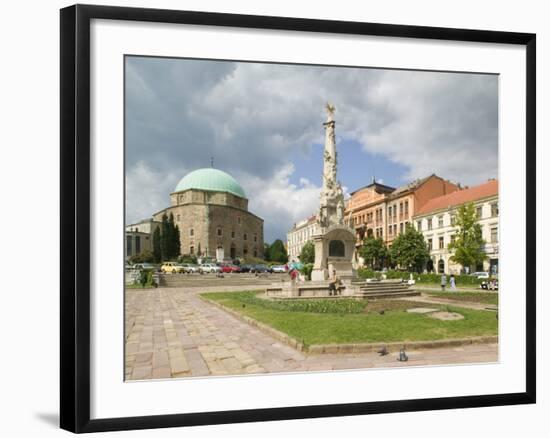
[125,285,498,380]
[406,294,498,311]
[407,307,438,314]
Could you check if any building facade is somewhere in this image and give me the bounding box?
[152,168,264,262]
[126,218,161,235]
[125,230,152,260]
[125,219,162,260]
[287,215,319,262]
[413,179,499,275]
[344,174,460,248]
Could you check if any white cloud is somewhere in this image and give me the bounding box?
[125,57,498,240]
[125,161,182,224]
[236,164,321,241]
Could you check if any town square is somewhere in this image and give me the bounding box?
[125,56,499,380]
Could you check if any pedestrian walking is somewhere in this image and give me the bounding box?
[450,274,456,290]
[440,273,447,291]
[289,268,298,284]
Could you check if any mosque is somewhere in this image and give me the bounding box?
[126,168,264,262]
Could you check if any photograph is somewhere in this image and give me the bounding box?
[124,56,500,381]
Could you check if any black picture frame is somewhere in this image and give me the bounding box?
[60,4,536,433]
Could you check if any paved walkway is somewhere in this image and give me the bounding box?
[407,294,498,311]
[125,286,498,380]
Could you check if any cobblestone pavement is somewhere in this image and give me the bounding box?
[125,286,498,380]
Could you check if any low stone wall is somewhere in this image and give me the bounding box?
[265,280,350,298]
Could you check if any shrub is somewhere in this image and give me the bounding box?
[383,270,484,285]
[178,254,197,264]
[300,263,314,280]
[357,269,484,285]
[357,268,382,280]
[243,256,267,265]
[129,249,155,264]
[134,269,156,288]
[224,292,366,314]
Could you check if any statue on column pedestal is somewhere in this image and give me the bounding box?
[311,103,357,283]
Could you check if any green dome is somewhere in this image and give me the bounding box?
[174,168,246,198]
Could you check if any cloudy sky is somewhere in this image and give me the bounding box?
[125,56,498,242]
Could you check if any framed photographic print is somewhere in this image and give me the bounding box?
[60,4,536,433]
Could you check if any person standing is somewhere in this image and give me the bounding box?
[450,274,456,291]
[328,270,340,296]
[440,273,447,291]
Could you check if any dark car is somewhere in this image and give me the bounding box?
[239,264,252,273]
[251,264,272,273]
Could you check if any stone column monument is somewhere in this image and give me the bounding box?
[311,103,357,282]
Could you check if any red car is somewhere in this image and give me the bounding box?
[220,264,241,273]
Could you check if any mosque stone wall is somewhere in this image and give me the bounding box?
[154,188,263,260]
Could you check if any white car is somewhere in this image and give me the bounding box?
[199,263,221,273]
[472,271,489,279]
[180,263,199,273]
[271,265,287,273]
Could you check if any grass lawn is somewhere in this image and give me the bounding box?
[426,292,499,305]
[201,291,498,346]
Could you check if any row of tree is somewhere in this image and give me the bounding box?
[152,213,181,263]
[294,202,487,272]
[358,202,487,272]
[359,228,428,271]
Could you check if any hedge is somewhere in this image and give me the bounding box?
[357,269,485,285]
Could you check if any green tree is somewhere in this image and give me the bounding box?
[152,227,161,263]
[359,237,388,269]
[173,223,181,258]
[299,241,315,264]
[160,213,170,260]
[267,239,288,263]
[449,202,487,270]
[263,243,271,260]
[389,224,430,272]
[159,212,181,260]
[168,213,177,259]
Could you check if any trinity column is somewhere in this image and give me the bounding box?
[311,103,356,282]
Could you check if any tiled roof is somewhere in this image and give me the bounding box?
[390,174,435,197]
[415,180,498,216]
[350,181,395,195]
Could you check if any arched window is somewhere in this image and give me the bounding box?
[328,240,345,257]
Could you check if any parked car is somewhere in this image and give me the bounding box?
[221,264,241,273]
[239,264,252,273]
[271,265,287,273]
[133,263,157,271]
[179,263,199,273]
[199,263,221,273]
[251,264,272,273]
[472,271,490,279]
[160,262,186,274]
[481,278,499,290]
[180,263,199,274]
